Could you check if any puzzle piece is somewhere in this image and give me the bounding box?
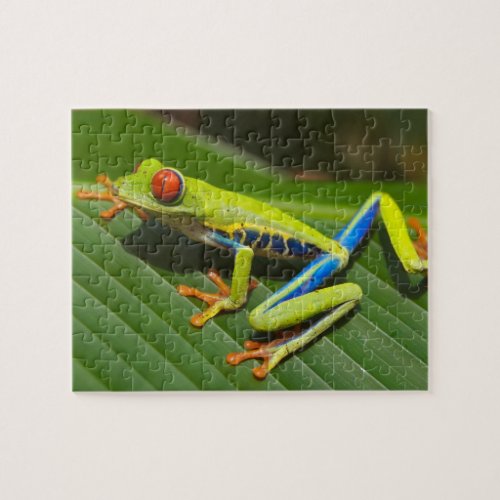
[72,109,428,391]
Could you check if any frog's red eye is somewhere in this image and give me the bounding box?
[151,168,184,203]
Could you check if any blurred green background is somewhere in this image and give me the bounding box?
[72,109,427,391]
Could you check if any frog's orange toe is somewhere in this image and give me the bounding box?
[407,217,428,261]
[225,352,243,365]
[176,284,223,306]
[177,284,196,296]
[252,365,269,380]
[243,340,263,350]
[177,270,259,326]
[226,337,291,379]
[226,348,271,379]
[190,313,207,328]
[76,175,128,220]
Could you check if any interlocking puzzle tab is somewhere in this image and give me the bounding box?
[72,109,428,391]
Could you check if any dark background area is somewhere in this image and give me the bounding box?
[158,109,427,182]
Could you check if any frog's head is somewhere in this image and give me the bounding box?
[76,159,197,220]
[115,159,191,215]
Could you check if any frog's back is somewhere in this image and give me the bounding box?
[189,178,339,258]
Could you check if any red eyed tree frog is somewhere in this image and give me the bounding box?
[77,159,428,379]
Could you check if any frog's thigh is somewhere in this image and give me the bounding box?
[248,282,362,332]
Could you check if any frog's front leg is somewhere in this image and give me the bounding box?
[177,233,257,327]
[77,174,148,221]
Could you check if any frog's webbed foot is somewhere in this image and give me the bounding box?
[407,217,428,264]
[226,327,301,380]
[177,269,258,327]
[77,174,148,221]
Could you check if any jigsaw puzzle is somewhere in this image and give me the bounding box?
[72,109,428,391]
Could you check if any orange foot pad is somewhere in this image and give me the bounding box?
[407,217,428,260]
[226,329,299,380]
[226,340,279,380]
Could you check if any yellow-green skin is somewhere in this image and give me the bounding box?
[114,159,426,374]
[116,160,347,258]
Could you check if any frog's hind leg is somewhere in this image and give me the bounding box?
[227,193,428,379]
[227,284,362,379]
[226,251,351,378]
[335,192,428,273]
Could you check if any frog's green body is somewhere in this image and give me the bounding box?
[78,159,427,379]
[116,160,345,259]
